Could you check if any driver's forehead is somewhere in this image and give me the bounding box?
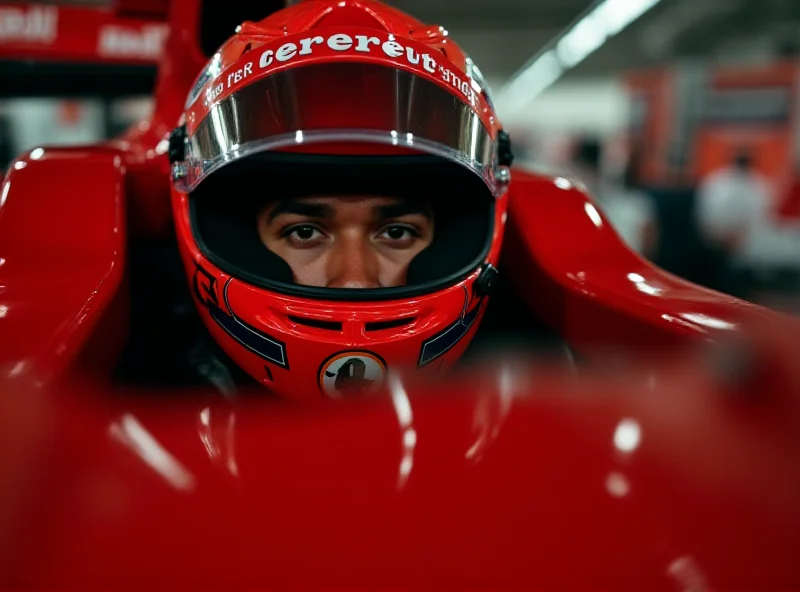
[304,195,402,207]
[263,195,431,220]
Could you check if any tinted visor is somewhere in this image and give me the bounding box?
[175,61,500,194]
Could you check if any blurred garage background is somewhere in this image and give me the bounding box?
[1,0,799,309]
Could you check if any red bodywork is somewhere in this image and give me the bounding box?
[1,0,799,588]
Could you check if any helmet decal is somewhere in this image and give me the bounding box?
[186,51,223,109]
[193,264,289,370]
[418,287,485,367]
[465,56,496,112]
[318,350,387,399]
[189,28,483,117]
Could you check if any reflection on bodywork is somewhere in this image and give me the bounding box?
[613,418,641,453]
[198,406,239,478]
[681,313,737,331]
[668,556,709,592]
[390,374,415,490]
[466,364,516,464]
[605,472,630,498]
[109,413,195,492]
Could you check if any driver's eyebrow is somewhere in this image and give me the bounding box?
[374,201,431,220]
[267,199,335,222]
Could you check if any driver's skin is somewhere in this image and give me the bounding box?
[257,196,435,288]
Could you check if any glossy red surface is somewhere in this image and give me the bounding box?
[1,0,799,587]
[778,177,800,221]
[0,148,128,382]
[1,364,800,588]
[503,171,780,353]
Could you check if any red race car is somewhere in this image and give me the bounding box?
[1,0,799,588]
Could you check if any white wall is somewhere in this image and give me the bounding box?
[485,76,631,170]
[1,97,154,163]
[4,99,105,158]
[493,77,631,136]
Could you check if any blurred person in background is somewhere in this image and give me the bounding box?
[569,138,658,258]
[605,148,659,258]
[695,148,772,298]
[569,138,603,196]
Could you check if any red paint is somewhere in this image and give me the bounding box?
[0,148,128,382]
[1,0,799,587]
[778,176,800,221]
[504,171,779,353]
[1,364,799,588]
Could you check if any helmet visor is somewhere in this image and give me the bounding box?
[174,61,501,194]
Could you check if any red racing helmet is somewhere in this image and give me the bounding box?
[168,0,513,399]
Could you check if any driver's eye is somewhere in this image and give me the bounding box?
[386,226,406,239]
[294,225,316,240]
[282,224,325,248]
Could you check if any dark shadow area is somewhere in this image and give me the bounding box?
[199,0,286,57]
[113,235,257,391]
[647,186,711,285]
[646,185,800,303]
[460,269,570,366]
[0,61,157,99]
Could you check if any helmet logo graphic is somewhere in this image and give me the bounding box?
[318,351,387,399]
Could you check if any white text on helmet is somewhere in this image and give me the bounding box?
[237,31,477,104]
[257,34,437,73]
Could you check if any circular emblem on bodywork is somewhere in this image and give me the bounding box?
[318,351,387,399]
